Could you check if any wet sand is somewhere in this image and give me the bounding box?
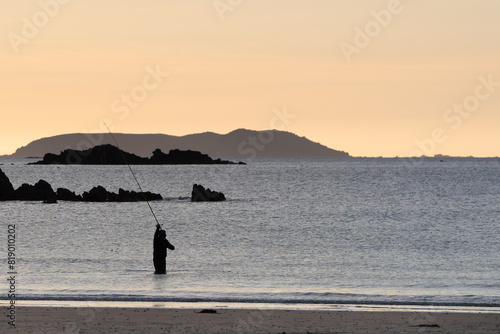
[2,306,500,333]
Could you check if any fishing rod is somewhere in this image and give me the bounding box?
[102,122,161,228]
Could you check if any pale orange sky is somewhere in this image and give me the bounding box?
[1,0,499,157]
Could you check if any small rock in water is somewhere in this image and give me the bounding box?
[197,309,218,314]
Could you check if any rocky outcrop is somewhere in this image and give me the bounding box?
[0,168,162,202]
[0,169,16,200]
[82,186,162,202]
[33,144,147,165]
[14,180,57,201]
[191,184,226,202]
[56,188,83,201]
[1,168,227,204]
[151,149,212,164]
[82,185,109,202]
[116,188,162,202]
[32,145,245,165]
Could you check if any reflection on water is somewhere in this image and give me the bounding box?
[0,158,499,308]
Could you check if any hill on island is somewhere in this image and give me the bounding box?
[8,129,350,159]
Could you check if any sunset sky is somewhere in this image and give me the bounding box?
[1,0,499,157]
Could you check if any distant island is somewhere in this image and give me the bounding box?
[8,129,350,159]
[32,144,245,165]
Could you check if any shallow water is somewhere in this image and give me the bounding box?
[1,157,499,309]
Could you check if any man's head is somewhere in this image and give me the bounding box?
[159,229,166,238]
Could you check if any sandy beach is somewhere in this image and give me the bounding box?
[2,306,499,333]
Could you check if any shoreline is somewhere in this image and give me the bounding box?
[2,305,500,333]
[0,299,500,314]
[2,299,500,314]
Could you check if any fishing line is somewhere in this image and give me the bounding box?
[102,122,161,227]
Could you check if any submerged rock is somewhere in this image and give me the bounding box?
[43,198,58,204]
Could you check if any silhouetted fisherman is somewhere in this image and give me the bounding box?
[153,224,175,274]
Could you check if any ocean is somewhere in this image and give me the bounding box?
[1,157,499,311]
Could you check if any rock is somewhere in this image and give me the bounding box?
[117,188,141,202]
[43,198,58,204]
[191,184,226,202]
[197,309,218,314]
[14,179,57,201]
[33,144,148,165]
[82,185,163,202]
[82,185,109,202]
[0,168,16,200]
[0,169,162,202]
[56,188,83,201]
[118,188,163,202]
[149,148,238,164]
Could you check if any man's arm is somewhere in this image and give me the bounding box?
[166,239,175,250]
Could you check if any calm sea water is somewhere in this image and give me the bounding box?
[1,157,499,310]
